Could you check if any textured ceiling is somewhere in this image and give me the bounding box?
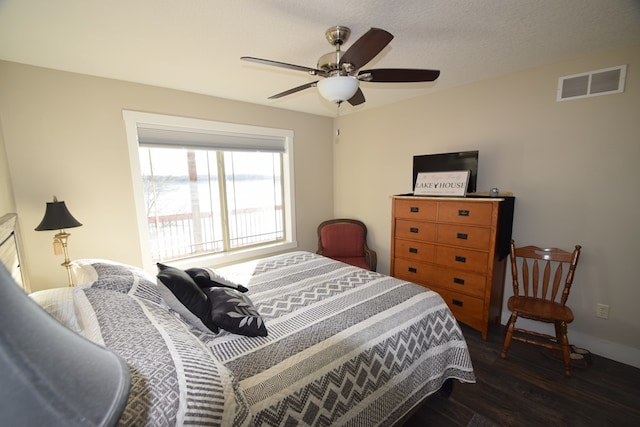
[1,0,639,117]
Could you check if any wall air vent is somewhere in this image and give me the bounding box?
[557,65,627,101]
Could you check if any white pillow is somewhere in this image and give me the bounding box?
[30,287,82,333]
[69,259,99,286]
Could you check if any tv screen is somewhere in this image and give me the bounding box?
[412,150,479,194]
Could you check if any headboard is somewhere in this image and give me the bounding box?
[0,213,28,292]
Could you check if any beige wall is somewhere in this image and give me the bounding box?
[0,117,16,214]
[0,61,334,292]
[334,44,640,365]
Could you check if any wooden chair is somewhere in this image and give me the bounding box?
[317,219,377,271]
[501,240,582,377]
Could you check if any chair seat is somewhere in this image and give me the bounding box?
[507,296,574,323]
[332,256,371,270]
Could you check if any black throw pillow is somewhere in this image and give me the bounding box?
[203,287,267,337]
[185,266,249,293]
[156,263,216,332]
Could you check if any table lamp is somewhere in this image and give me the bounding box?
[35,196,82,287]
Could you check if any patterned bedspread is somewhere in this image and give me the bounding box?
[204,251,476,426]
[73,264,252,427]
[71,251,475,426]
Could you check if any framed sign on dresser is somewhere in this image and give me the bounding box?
[390,195,515,340]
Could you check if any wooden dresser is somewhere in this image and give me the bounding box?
[390,195,514,340]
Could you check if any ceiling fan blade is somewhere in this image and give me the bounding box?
[241,56,327,76]
[347,88,366,106]
[340,28,393,70]
[359,68,441,82]
[268,81,318,99]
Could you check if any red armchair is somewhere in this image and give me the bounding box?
[316,219,377,271]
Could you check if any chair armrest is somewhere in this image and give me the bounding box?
[364,246,377,271]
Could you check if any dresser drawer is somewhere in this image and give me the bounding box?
[393,257,434,285]
[394,199,437,221]
[394,239,435,263]
[395,219,436,242]
[434,287,485,327]
[436,223,491,250]
[437,201,493,226]
[435,246,489,273]
[427,265,486,298]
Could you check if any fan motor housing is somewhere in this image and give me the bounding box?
[318,26,354,76]
[317,51,344,74]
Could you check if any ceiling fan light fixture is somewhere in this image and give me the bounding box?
[243,27,440,106]
[317,76,359,104]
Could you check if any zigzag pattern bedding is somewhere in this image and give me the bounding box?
[204,251,476,426]
[70,252,474,426]
[73,269,252,427]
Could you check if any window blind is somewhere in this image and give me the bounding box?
[137,125,286,153]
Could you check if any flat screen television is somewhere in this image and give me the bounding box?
[412,150,479,194]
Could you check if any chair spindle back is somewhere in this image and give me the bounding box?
[510,241,581,307]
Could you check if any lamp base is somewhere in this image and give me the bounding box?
[54,231,74,287]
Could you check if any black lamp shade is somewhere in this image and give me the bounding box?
[35,200,82,231]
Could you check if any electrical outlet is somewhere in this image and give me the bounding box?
[596,303,610,319]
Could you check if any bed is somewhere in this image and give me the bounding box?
[1,214,475,426]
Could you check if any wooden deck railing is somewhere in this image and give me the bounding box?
[147,206,283,261]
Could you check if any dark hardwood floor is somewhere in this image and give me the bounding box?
[405,324,640,427]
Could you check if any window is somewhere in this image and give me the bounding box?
[123,111,296,269]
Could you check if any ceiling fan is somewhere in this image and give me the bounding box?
[241,26,440,106]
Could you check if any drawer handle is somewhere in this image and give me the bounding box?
[409,247,418,254]
[410,227,419,233]
[410,207,419,213]
[452,299,464,307]
[453,277,465,285]
[458,209,470,216]
[455,255,467,263]
[456,233,468,240]
[408,267,417,273]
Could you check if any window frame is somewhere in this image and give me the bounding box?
[123,110,297,272]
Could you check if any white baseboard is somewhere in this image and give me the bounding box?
[500,311,640,369]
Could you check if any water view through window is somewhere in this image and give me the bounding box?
[139,147,284,262]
